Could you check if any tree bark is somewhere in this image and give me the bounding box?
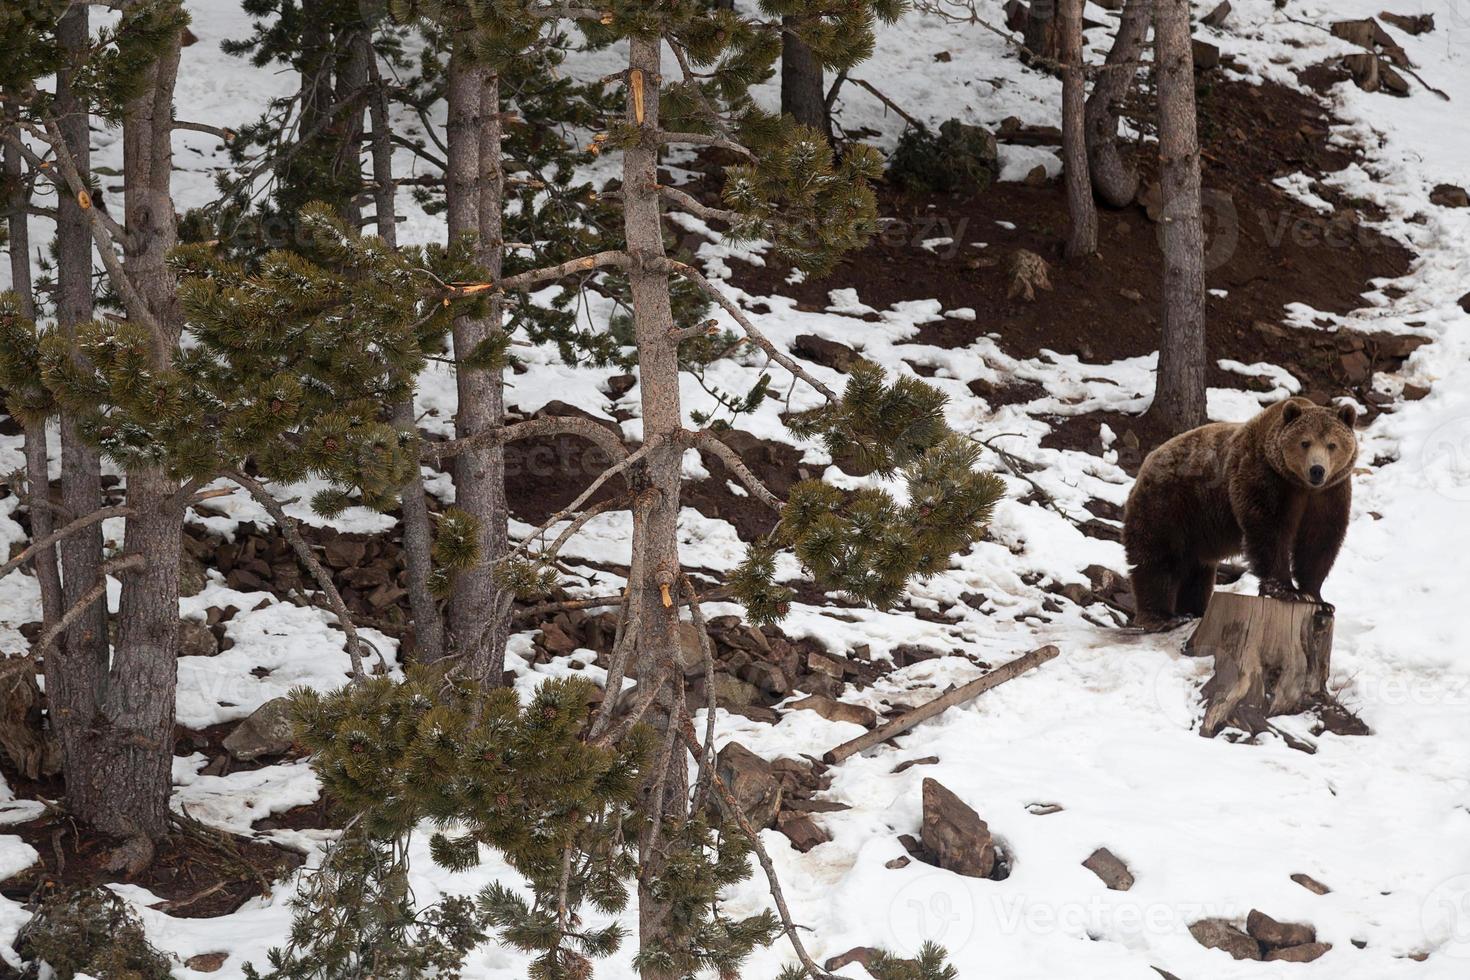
[1023,0,1063,67]
[624,35,691,980]
[1060,0,1096,257]
[51,4,116,823]
[1150,0,1207,434]
[443,46,511,681]
[781,17,830,139]
[85,19,187,849]
[1084,0,1150,207]
[4,124,64,629]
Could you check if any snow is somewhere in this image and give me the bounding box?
[2,0,1470,976]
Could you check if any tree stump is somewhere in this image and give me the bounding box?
[1186,593,1334,737]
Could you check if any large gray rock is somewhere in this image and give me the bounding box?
[1189,918,1262,961]
[921,778,997,879]
[1082,847,1135,891]
[1247,909,1316,949]
[223,697,297,761]
[716,742,783,829]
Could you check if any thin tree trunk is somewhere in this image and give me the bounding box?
[333,19,366,231]
[1150,0,1207,433]
[1060,0,1096,257]
[1084,0,1149,207]
[91,21,187,856]
[443,46,510,682]
[781,17,830,139]
[52,4,115,821]
[359,30,443,662]
[624,34,690,980]
[4,129,63,628]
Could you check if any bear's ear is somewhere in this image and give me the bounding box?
[1336,402,1358,427]
[1282,400,1303,424]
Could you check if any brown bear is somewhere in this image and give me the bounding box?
[1122,397,1357,630]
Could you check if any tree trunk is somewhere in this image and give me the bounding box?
[1149,0,1207,434]
[85,21,187,852]
[52,4,116,822]
[1084,0,1149,207]
[333,19,366,231]
[4,125,64,628]
[1188,593,1334,737]
[443,47,511,682]
[781,17,830,139]
[1060,0,1096,257]
[623,34,691,980]
[1023,0,1063,67]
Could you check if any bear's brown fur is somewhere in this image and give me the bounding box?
[1123,397,1358,629]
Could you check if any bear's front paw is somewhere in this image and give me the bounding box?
[1259,580,1311,603]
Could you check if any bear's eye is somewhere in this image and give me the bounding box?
[1300,440,1311,449]
[1328,443,1337,450]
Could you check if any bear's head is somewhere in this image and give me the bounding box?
[1275,398,1357,489]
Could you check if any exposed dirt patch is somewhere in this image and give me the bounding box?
[0,812,301,919]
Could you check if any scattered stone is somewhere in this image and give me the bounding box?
[1430,184,1470,208]
[1291,872,1332,895]
[712,674,763,707]
[1402,383,1430,401]
[1120,287,1144,302]
[1193,39,1221,71]
[1265,942,1332,963]
[807,650,851,678]
[179,545,209,598]
[539,622,579,655]
[1201,1,1231,27]
[1026,801,1064,815]
[892,755,940,774]
[1082,847,1135,891]
[716,743,783,829]
[793,334,862,373]
[605,373,637,397]
[1460,291,1470,314]
[223,698,297,761]
[788,695,878,728]
[1022,164,1049,187]
[320,537,367,568]
[885,855,911,869]
[776,810,831,852]
[1188,918,1262,961]
[179,618,219,658]
[920,778,997,879]
[1247,909,1316,948]
[1152,970,1183,980]
[1380,11,1434,35]
[737,661,790,696]
[784,798,850,814]
[186,952,229,972]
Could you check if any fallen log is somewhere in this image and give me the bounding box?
[1187,592,1334,737]
[823,645,1059,764]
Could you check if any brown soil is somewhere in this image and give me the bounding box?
[0,811,301,918]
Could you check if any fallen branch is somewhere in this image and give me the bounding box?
[823,645,1059,764]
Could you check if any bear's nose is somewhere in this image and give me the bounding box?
[1309,465,1326,485]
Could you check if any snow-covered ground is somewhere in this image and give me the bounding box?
[3,1,1470,977]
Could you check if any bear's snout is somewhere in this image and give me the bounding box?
[1309,464,1326,485]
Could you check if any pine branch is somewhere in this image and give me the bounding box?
[227,470,367,682]
[662,259,841,402]
[0,504,134,584]
[422,415,627,467]
[656,131,756,160]
[510,436,663,560]
[685,430,782,511]
[660,185,741,226]
[172,120,235,141]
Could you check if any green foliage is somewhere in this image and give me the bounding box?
[0,294,55,427]
[15,886,174,980]
[259,671,649,979]
[734,364,1005,620]
[868,943,962,980]
[887,119,1000,196]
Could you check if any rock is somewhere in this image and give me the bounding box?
[712,674,763,707]
[186,952,229,972]
[539,622,579,655]
[737,661,790,696]
[1460,291,1470,314]
[1430,184,1470,208]
[1247,909,1316,948]
[1082,847,1135,891]
[605,373,637,397]
[793,334,861,373]
[1192,39,1221,71]
[321,537,366,568]
[716,743,783,829]
[1057,582,1093,606]
[920,778,997,879]
[892,755,940,774]
[825,947,881,972]
[1120,287,1144,302]
[179,546,209,598]
[1201,1,1231,27]
[1291,872,1332,895]
[1380,11,1434,35]
[1189,918,1262,961]
[1265,942,1331,963]
[223,697,296,761]
[776,810,831,852]
[788,695,878,728]
[1006,250,1051,303]
[784,798,850,814]
[179,618,219,658]
[1026,801,1064,815]
[807,650,850,678]
[885,855,911,869]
